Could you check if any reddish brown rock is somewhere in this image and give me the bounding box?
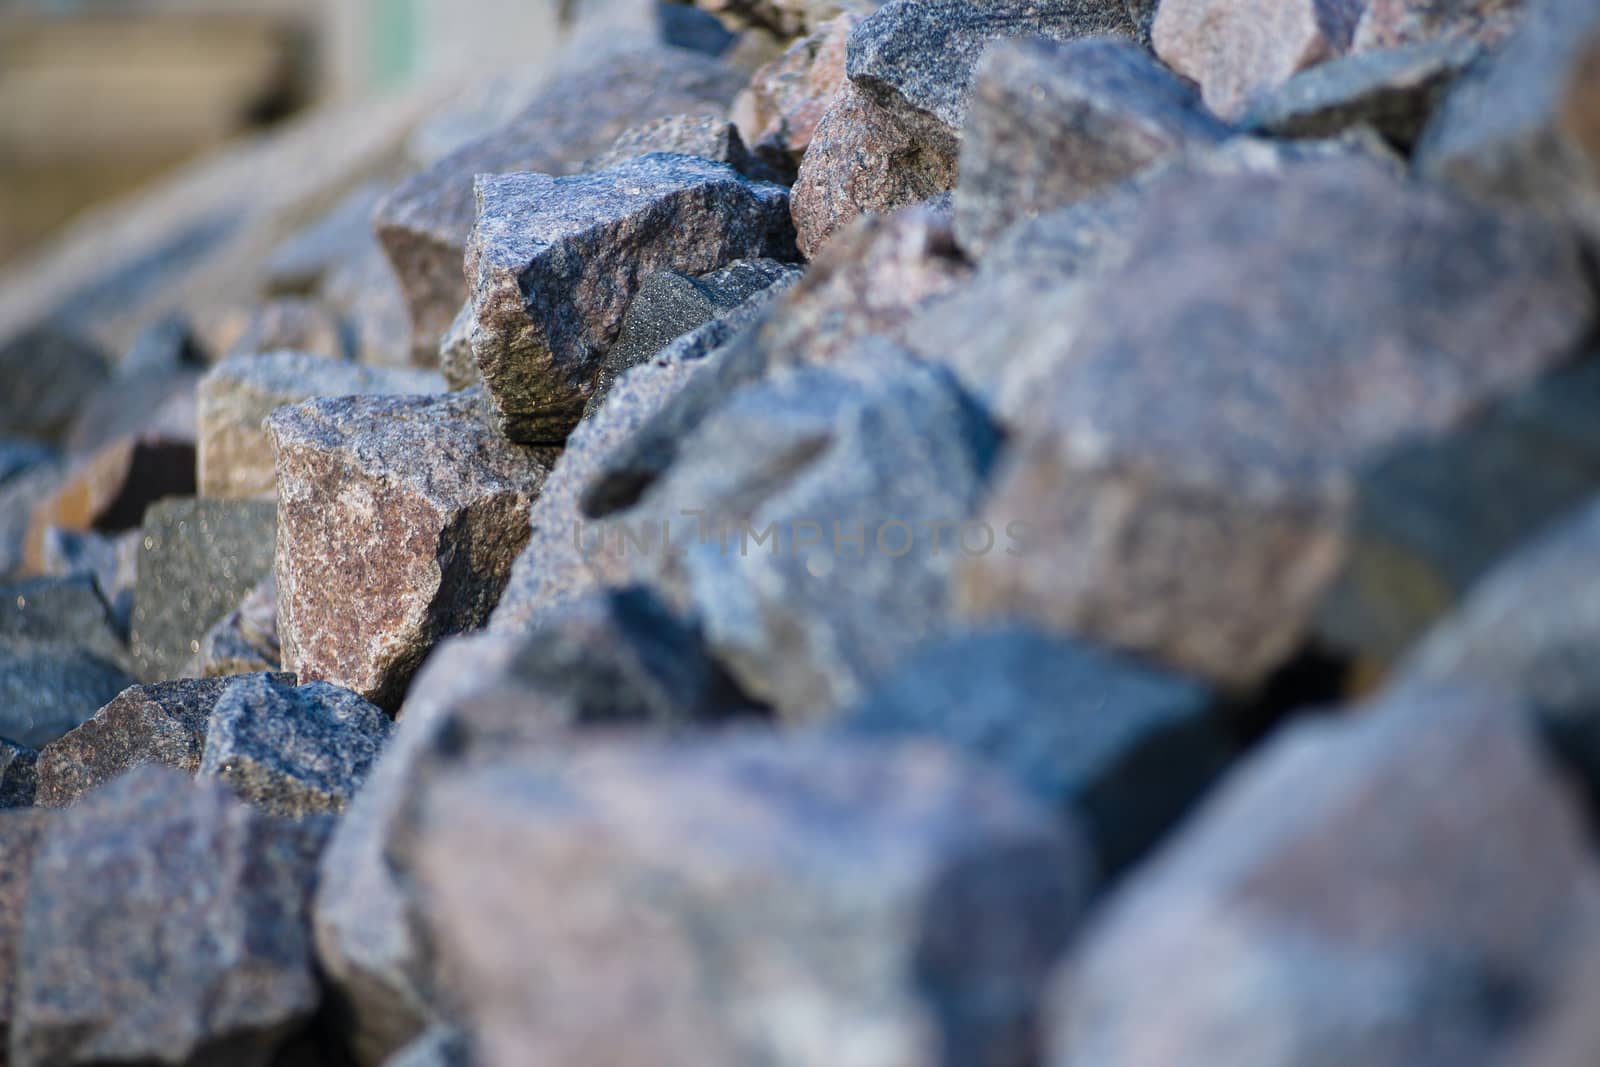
[219,298,350,361]
[1353,0,1522,51]
[735,13,859,175]
[267,391,557,709]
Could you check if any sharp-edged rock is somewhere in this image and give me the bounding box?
[580,113,768,179]
[0,741,37,810]
[190,574,281,678]
[735,13,859,176]
[0,329,110,447]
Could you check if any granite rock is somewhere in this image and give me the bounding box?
[34,674,290,808]
[1050,683,1600,1067]
[841,626,1228,874]
[0,329,110,447]
[200,675,391,818]
[736,13,859,176]
[198,352,444,500]
[436,302,478,392]
[222,299,351,362]
[191,575,281,678]
[466,154,794,443]
[1353,0,1523,51]
[129,498,278,683]
[953,36,1231,257]
[0,649,136,752]
[34,528,140,636]
[958,159,1594,687]
[580,113,767,179]
[0,810,52,1061]
[0,740,37,809]
[404,731,1095,1067]
[268,391,557,709]
[0,575,129,672]
[375,45,746,362]
[10,765,329,1067]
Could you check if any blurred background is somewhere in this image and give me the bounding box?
[0,0,563,267]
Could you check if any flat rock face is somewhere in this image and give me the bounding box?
[190,574,281,678]
[617,346,999,719]
[841,626,1228,875]
[466,154,794,444]
[1153,0,1364,120]
[376,45,747,362]
[128,497,278,683]
[405,732,1095,1067]
[1415,0,1600,240]
[34,674,291,808]
[1050,684,1600,1067]
[199,675,390,818]
[953,36,1231,257]
[268,391,557,709]
[0,740,37,809]
[958,159,1594,687]
[198,353,445,500]
[10,765,330,1067]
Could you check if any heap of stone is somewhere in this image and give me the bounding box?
[2,0,1600,1065]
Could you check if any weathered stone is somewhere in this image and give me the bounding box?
[191,574,281,678]
[581,113,765,179]
[268,391,556,709]
[617,346,999,719]
[35,527,141,637]
[129,498,278,683]
[0,456,63,580]
[23,434,195,568]
[264,183,388,298]
[958,159,1594,687]
[0,328,110,446]
[11,765,329,1067]
[222,299,350,362]
[200,675,390,819]
[1353,0,1523,51]
[1153,0,1364,120]
[789,82,960,256]
[0,809,52,1060]
[0,649,136,752]
[585,201,969,516]
[588,258,800,415]
[198,352,443,500]
[841,626,1228,874]
[1050,683,1600,1067]
[436,301,478,392]
[0,575,128,672]
[64,361,200,461]
[692,0,877,37]
[1242,36,1479,146]
[405,731,1094,1067]
[467,155,794,443]
[0,740,37,809]
[953,37,1230,257]
[376,45,746,361]
[1415,0,1600,240]
[34,674,290,808]
[736,13,859,176]
[382,1027,471,1067]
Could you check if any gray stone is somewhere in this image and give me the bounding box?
[0,328,110,447]
[588,258,800,416]
[1353,0,1523,52]
[1050,683,1600,1067]
[437,301,478,392]
[198,352,444,500]
[222,299,351,362]
[841,626,1228,874]
[34,674,290,808]
[692,0,878,37]
[34,527,140,637]
[580,113,766,179]
[113,313,206,381]
[0,740,37,809]
[191,574,281,678]
[617,345,999,720]
[23,434,196,566]
[382,1027,471,1067]
[376,45,746,362]
[0,460,64,581]
[11,765,329,1067]
[0,442,52,490]
[0,810,52,1062]
[466,154,794,443]
[1416,0,1600,241]
[584,201,969,518]
[129,498,278,683]
[323,237,415,371]
[1242,36,1479,146]
[0,575,128,671]
[264,183,389,298]
[958,159,1595,687]
[268,391,557,709]
[953,37,1230,257]
[64,359,200,460]
[200,675,391,819]
[404,730,1094,1067]
[0,649,136,752]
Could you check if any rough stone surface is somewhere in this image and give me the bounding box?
[23,434,196,567]
[191,574,281,678]
[382,1027,471,1067]
[34,527,140,637]
[268,391,557,709]
[1415,0,1600,240]
[0,649,135,753]
[222,299,351,362]
[0,740,37,809]
[1050,684,1600,1067]
[1353,0,1523,51]
[466,154,794,443]
[405,730,1095,1067]
[200,675,391,818]
[736,13,859,175]
[0,575,129,672]
[0,809,52,1061]
[375,45,746,361]
[0,329,110,446]
[1153,0,1365,120]
[11,765,329,1067]
[617,346,999,720]
[789,82,960,257]
[33,674,290,808]
[585,201,969,517]
[842,626,1228,874]
[959,159,1594,687]
[1242,36,1479,146]
[198,352,444,500]
[953,37,1230,257]
[436,301,478,392]
[581,113,766,179]
[129,497,278,683]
